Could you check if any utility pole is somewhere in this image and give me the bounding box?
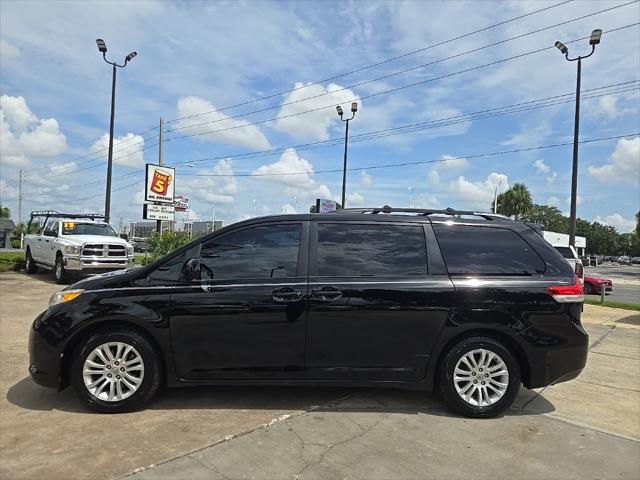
[18,169,23,225]
[156,117,164,234]
[336,102,358,208]
[211,204,216,233]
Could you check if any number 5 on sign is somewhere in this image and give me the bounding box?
[145,164,175,204]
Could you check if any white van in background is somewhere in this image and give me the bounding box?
[553,245,585,284]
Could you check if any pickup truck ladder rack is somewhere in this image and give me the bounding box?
[28,211,106,229]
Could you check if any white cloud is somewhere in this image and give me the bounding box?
[50,162,77,174]
[174,96,271,150]
[273,82,359,140]
[533,159,550,174]
[594,213,636,234]
[588,137,640,185]
[0,179,19,202]
[413,193,440,209]
[182,159,240,206]
[360,170,373,187]
[90,133,145,168]
[252,148,315,188]
[596,95,620,119]
[0,95,66,167]
[427,169,440,186]
[565,195,584,206]
[502,124,551,149]
[546,171,557,185]
[347,192,365,206]
[0,40,20,61]
[439,155,468,171]
[547,196,560,207]
[280,203,297,214]
[448,172,509,210]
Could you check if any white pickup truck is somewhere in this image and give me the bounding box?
[24,212,135,284]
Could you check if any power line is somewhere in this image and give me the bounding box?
[163,23,640,143]
[166,0,576,123]
[166,2,638,133]
[29,79,638,193]
[182,133,640,177]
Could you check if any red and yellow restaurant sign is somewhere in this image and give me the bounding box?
[145,164,175,204]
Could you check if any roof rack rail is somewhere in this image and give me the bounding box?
[332,206,512,222]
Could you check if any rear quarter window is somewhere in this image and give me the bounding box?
[433,224,545,276]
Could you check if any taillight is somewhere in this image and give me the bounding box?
[547,278,584,303]
[575,261,584,279]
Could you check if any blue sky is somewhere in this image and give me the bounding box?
[1,0,639,233]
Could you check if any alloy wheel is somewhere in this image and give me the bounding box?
[453,348,509,407]
[82,342,145,402]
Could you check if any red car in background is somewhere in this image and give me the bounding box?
[583,275,613,295]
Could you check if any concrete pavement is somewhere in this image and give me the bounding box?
[1,272,638,480]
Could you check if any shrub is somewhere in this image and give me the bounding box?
[146,231,191,262]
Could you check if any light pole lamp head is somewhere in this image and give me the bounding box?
[351,102,358,113]
[554,41,568,54]
[589,29,602,45]
[125,51,137,62]
[96,39,108,53]
[336,105,344,116]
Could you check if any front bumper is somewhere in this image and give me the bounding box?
[28,312,63,389]
[64,255,134,271]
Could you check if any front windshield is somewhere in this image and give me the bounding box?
[61,222,118,237]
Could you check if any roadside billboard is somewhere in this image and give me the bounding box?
[143,204,176,221]
[145,164,175,204]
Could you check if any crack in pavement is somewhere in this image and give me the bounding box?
[291,412,393,480]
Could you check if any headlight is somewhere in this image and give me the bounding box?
[49,289,84,307]
[63,245,81,255]
[126,245,134,255]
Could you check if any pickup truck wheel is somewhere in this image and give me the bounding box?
[54,255,69,284]
[440,336,520,418]
[25,249,38,274]
[70,328,162,413]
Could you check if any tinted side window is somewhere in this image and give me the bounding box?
[316,223,427,277]
[433,224,545,275]
[200,224,301,280]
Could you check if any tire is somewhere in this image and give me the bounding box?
[440,336,521,418]
[70,328,162,413]
[584,283,594,295]
[54,254,69,284]
[25,249,38,274]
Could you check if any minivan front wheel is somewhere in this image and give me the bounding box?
[440,336,520,418]
[71,328,162,413]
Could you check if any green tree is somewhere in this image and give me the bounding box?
[0,204,10,218]
[636,210,640,238]
[521,204,569,233]
[496,183,533,220]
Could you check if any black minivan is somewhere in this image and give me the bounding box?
[29,207,587,418]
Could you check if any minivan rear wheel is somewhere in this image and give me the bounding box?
[70,328,162,413]
[440,336,520,418]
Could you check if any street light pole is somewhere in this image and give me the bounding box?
[95,39,137,225]
[554,29,601,247]
[336,102,358,208]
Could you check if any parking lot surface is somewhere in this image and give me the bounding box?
[584,264,640,305]
[1,272,638,480]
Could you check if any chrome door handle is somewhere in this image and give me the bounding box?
[311,286,342,301]
[272,288,304,303]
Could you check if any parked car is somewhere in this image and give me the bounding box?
[618,256,632,265]
[632,257,640,265]
[583,275,613,295]
[553,245,584,284]
[24,211,135,284]
[29,207,587,418]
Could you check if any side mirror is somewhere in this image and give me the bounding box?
[184,258,201,281]
[120,233,129,241]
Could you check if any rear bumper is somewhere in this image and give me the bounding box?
[525,323,589,389]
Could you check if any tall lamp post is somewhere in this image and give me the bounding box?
[554,28,602,247]
[95,39,137,224]
[336,102,358,208]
